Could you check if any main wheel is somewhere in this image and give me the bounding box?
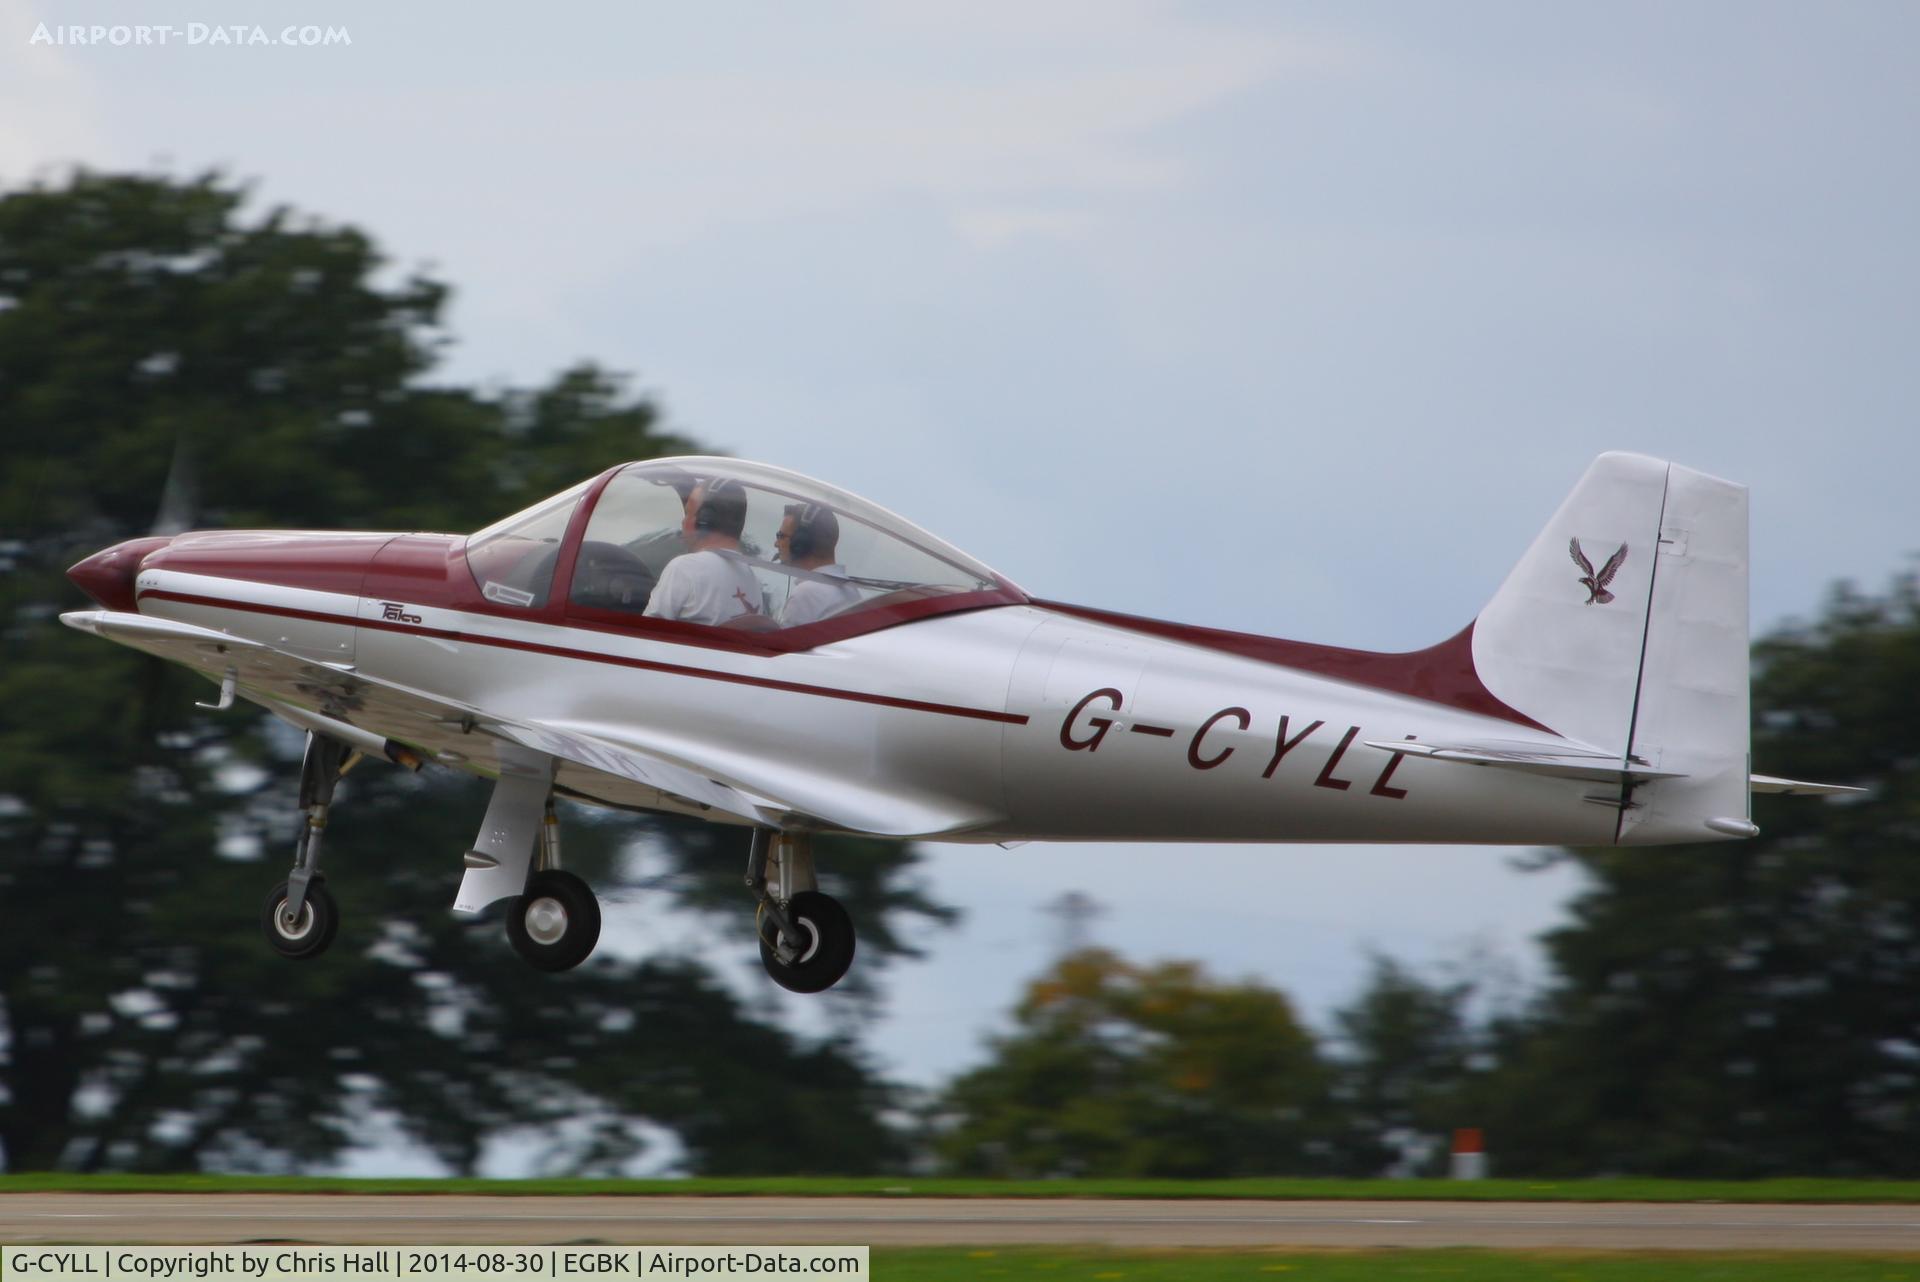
[758,890,856,993]
[506,869,602,972]
[262,879,339,960]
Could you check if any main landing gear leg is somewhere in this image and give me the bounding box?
[504,797,602,973]
[262,731,350,960]
[446,748,600,973]
[747,829,856,994]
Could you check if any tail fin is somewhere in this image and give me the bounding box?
[1472,453,1751,844]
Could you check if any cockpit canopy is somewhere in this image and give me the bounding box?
[464,457,1022,644]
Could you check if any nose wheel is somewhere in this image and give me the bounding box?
[263,731,352,960]
[506,869,602,972]
[263,878,339,959]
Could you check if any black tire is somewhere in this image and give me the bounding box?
[758,890,856,994]
[506,869,602,973]
[262,879,339,960]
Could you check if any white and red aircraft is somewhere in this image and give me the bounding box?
[62,452,1852,992]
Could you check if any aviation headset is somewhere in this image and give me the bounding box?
[784,502,837,560]
[692,477,748,537]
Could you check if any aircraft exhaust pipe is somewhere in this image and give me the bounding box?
[263,698,423,771]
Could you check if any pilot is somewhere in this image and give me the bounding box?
[775,502,861,627]
[643,478,765,625]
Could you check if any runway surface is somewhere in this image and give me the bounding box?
[6,1194,1920,1251]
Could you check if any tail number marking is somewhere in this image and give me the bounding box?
[1058,690,1411,800]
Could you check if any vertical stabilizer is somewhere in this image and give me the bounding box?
[1471,453,1751,843]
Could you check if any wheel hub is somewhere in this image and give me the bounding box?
[778,917,821,966]
[276,902,314,941]
[525,896,569,946]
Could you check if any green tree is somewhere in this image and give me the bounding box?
[0,170,943,1173]
[1328,954,1478,1176]
[935,948,1355,1177]
[1469,575,1918,1177]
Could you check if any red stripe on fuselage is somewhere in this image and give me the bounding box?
[1032,599,1549,733]
[138,588,1030,726]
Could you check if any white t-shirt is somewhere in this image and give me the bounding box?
[643,549,764,625]
[780,564,862,627]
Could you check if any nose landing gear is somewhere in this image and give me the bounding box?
[263,877,339,959]
[261,731,351,959]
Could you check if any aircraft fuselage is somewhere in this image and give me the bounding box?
[122,529,1618,848]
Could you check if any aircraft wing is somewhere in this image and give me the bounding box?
[488,717,997,836]
[60,609,782,824]
[60,609,990,837]
[516,718,998,838]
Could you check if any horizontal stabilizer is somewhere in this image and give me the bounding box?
[1749,774,1866,797]
[1366,738,1685,785]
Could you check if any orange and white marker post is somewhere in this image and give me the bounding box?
[1450,1127,1488,1179]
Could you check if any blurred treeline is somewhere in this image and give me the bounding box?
[0,171,949,1175]
[2,172,1909,1179]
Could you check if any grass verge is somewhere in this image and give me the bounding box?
[7,1174,1920,1202]
[870,1248,1920,1279]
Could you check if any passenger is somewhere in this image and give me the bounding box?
[643,478,765,625]
[775,502,861,627]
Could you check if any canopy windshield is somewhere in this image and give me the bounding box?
[463,477,595,609]
[465,458,1021,639]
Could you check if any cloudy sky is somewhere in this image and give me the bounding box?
[9,1,1918,1162]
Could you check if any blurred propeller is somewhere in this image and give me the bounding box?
[150,434,199,536]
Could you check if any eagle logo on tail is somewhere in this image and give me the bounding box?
[1570,538,1628,605]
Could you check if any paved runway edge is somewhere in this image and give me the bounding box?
[6,1194,1920,1251]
